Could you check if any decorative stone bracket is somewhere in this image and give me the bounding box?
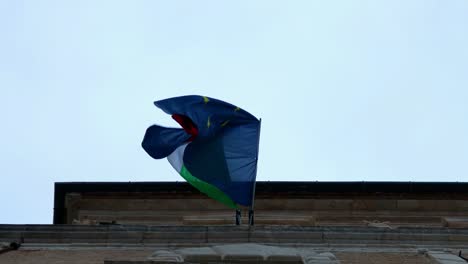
[105,243,340,264]
[147,243,339,264]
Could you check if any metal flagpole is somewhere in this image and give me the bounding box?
[249,118,262,226]
[235,209,241,225]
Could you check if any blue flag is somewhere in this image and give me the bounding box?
[142,95,261,208]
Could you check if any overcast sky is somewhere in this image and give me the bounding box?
[1,1,467,224]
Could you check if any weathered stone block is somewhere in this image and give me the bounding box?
[0,232,21,240]
[324,232,380,241]
[177,246,221,262]
[251,231,322,243]
[442,217,468,228]
[147,250,184,262]
[428,251,467,264]
[143,232,205,243]
[206,231,249,243]
[397,200,420,211]
[314,199,353,211]
[448,234,468,242]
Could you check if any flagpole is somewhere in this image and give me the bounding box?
[249,118,262,226]
[235,209,241,225]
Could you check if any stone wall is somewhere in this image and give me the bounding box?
[65,193,468,227]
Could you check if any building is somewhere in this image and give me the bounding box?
[1,181,468,263]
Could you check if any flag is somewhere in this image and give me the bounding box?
[142,95,261,208]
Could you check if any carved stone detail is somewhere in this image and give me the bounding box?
[148,243,340,263]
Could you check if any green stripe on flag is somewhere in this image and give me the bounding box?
[180,165,237,209]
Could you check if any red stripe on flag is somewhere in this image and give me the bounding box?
[172,114,198,141]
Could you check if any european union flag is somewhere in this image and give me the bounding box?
[142,95,261,208]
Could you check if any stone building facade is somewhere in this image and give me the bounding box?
[1,181,468,263]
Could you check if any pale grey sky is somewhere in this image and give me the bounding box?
[1,0,467,224]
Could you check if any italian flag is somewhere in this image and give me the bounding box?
[142,95,261,208]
